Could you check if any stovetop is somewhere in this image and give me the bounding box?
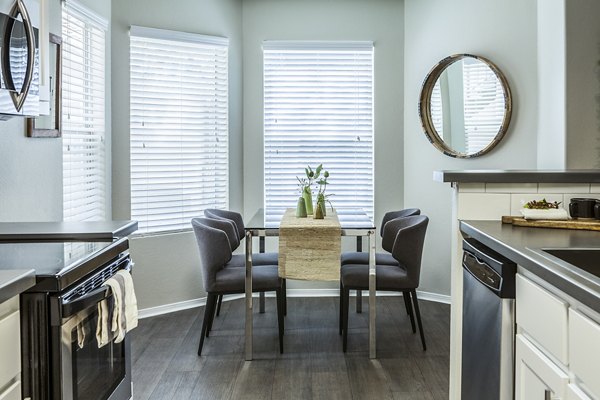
[0,238,129,292]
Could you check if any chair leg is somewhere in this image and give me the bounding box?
[356,290,362,313]
[215,294,223,317]
[343,287,350,352]
[282,279,287,316]
[339,281,344,335]
[198,294,217,356]
[259,292,266,313]
[206,292,218,337]
[276,288,284,354]
[403,290,416,333]
[411,290,427,351]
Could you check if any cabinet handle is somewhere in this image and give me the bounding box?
[544,390,551,400]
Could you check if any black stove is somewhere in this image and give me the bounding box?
[15,237,133,400]
[0,238,128,292]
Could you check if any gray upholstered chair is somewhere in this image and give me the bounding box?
[341,208,421,315]
[340,208,420,266]
[204,209,286,315]
[340,215,429,352]
[191,218,284,355]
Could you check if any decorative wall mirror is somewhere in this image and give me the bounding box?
[27,33,62,138]
[418,54,512,158]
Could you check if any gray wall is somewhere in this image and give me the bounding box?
[404,0,539,296]
[565,0,600,169]
[0,0,109,223]
[242,0,404,289]
[537,0,566,169]
[111,0,243,309]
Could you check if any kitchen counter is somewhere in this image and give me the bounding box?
[0,269,35,303]
[0,220,138,241]
[460,220,600,314]
[434,169,600,183]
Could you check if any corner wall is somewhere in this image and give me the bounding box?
[404,0,539,297]
[110,0,243,309]
[241,0,405,290]
[565,0,600,169]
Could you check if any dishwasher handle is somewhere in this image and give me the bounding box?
[463,250,503,294]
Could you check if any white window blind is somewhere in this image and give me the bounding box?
[431,80,444,138]
[62,1,107,221]
[130,27,229,234]
[263,41,374,218]
[462,60,506,154]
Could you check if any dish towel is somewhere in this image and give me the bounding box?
[520,208,569,220]
[96,269,139,347]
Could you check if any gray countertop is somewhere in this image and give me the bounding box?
[434,169,600,183]
[0,269,35,304]
[460,220,600,313]
[0,220,138,241]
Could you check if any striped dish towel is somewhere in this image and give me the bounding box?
[96,270,139,347]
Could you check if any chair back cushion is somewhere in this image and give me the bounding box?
[380,208,420,237]
[191,218,233,292]
[200,217,240,251]
[204,209,246,241]
[389,215,429,287]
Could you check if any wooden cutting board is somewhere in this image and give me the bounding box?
[502,216,600,231]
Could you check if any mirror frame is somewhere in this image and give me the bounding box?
[27,33,62,138]
[418,53,512,158]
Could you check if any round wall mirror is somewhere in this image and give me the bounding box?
[418,54,512,158]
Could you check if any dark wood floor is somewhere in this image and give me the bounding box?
[131,296,450,400]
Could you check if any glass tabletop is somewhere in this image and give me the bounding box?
[246,208,375,230]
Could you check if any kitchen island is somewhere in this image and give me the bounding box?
[436,169,600,400]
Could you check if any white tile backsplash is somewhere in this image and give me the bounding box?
[510,193,564,217]
[591,184,600,194]
[538,183,591,193]
[457,193,511,220]
[458,183,485,193]
[485,183,538,193]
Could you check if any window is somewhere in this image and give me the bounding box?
[62,0,107,221]
[130,27,229,234]
[263,41,374,218]
[462,59,506,154]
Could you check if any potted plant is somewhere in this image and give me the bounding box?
[315,170,332,219]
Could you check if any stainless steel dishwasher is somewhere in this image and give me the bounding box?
[462,238,516,400]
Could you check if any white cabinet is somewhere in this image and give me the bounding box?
[0,296,21,400]
[567,384,592,400]
[569,309,600,398]
[515,334,568,400]
[516,273,600,400]
[516,274,569,364]
[0,381,21,400]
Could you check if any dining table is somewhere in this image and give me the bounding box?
[244,208,377,360]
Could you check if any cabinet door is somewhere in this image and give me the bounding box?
[569,308,600,398]
[516,274,569,365]
[0,380,21,400]
[567,384,592,400]
[0,310,20,387]
[516,334,568,400]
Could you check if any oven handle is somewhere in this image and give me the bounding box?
[61,260,133,319]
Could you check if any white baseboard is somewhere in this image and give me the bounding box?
[138,289,450,319]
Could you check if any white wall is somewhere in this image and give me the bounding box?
[111,0,243,309]
[537,0,566,169]
[0,0,85,223]
[404,0,539,296]
[242,0,404,289]
[565,0,600,169]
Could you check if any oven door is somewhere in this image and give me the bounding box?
[56,288,132,400]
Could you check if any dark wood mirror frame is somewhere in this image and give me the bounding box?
[418,53,513,158]
[27,33,62,138]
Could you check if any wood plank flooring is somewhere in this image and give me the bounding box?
[131,296,450,400]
